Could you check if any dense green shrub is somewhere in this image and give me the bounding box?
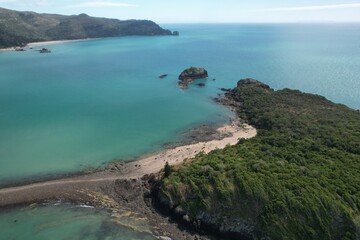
[160,79,360,239]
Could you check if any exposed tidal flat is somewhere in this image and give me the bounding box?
[0,204,156,240]
[0,23,360,239]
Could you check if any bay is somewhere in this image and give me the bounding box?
[1,24,359,183]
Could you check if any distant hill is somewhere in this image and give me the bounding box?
[0,7,176,48]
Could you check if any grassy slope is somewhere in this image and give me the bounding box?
[159,79,360,239]
[0,8,172,48]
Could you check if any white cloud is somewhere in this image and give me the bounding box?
[68,1,136,8]
[0,0,47,5]
[249,3,360,12]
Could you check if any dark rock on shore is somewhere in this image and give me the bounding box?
[162,123,232,150]
[237,78,270,89]
[220,88,231,92]
[178,67,208,89]
[108,175,211,240]
[152,181,261,240]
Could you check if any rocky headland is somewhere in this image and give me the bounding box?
[178,67,208,89]
[154,79,360,240]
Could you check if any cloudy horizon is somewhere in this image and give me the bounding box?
[1,0,360,23]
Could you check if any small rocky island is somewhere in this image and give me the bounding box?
[39,48,51,53]
[159,74,168,79]
[178,67,208,89]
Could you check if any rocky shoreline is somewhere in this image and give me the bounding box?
[96,176,212,240]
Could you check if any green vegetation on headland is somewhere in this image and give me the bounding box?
[156,79,360,239]
[0,7,177,48]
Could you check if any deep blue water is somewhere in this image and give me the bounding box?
[162,23,360,108]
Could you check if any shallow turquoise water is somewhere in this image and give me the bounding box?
[0,35,232,183]
[0,204,156,240]
[1,24,360,183]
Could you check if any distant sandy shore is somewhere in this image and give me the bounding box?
[0,121,256,207]
[0,47,17,52]
[27,39,93,47]
[0,38,93,52]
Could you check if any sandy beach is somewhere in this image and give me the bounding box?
[27,39,93,48]
[0,39,93,52]
[0,47,17,52]
[0,121,256,207]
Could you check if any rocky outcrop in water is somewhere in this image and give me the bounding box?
[159,74,168,79]
[178,67,208,89]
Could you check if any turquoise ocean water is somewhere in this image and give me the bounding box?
[0,24,359,239]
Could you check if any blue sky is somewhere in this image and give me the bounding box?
[1,0,360,23]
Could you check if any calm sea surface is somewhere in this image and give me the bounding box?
[0,24,359,239]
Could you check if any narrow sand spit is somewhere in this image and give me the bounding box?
[0,122,256,207]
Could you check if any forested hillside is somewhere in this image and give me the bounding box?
[0,7,174,48]
[157,79,360,240]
